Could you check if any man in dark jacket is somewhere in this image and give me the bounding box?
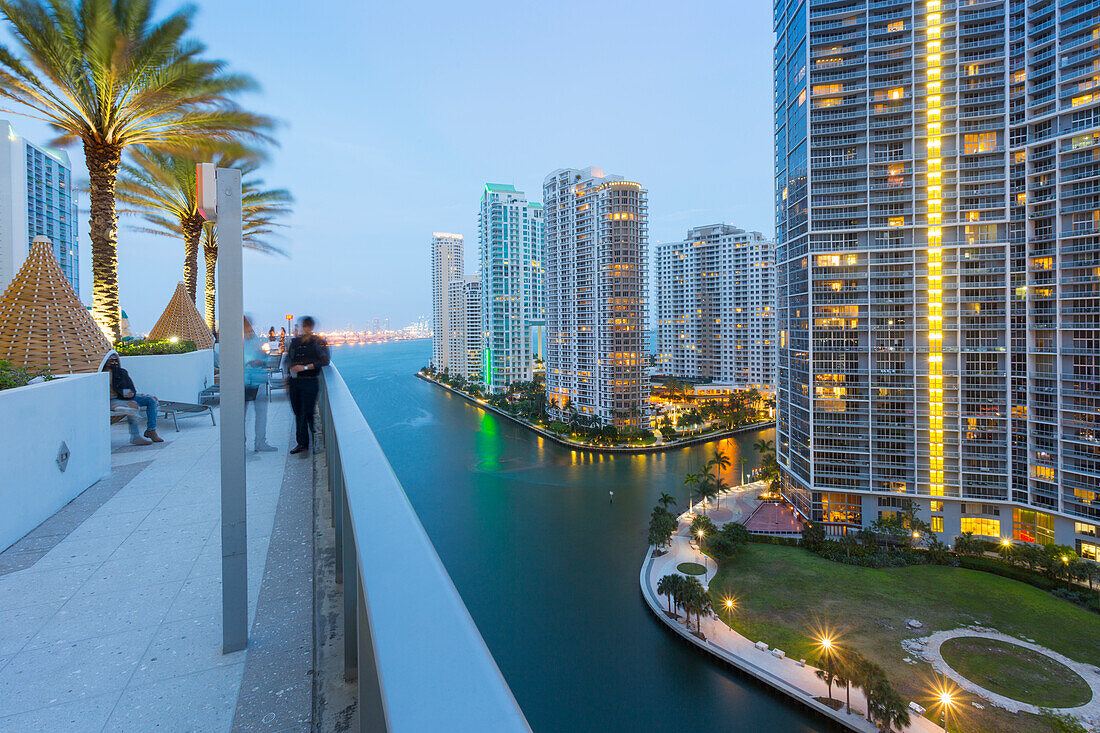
[103,353,163,445]
[287,316,330,455]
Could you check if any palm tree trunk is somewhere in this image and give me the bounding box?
[182,216,204,303]
[203,245,218,332]
[84,141,124,340]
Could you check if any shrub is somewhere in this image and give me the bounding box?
[0,360,53,391]
[114,339,197,356]
[958,555,1061,592]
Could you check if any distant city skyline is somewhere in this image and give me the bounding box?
[0,0,774,334]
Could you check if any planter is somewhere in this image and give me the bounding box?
[0,372,111,551]
[119,349,214,404]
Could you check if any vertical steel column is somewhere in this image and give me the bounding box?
[341,494,358,681]
[217,167,248,654]
[357,580,388,732]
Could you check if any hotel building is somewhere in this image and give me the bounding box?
[773,0,1100,555]
[478,183,545,392]
[655,224,778,390]
[543,167,649,430]
[430,232,464,373]
[0,119,79,295]
[447,275,483,381]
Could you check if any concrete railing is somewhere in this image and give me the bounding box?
[318,365,530,732]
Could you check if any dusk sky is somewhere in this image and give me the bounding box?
[7,0,775,333]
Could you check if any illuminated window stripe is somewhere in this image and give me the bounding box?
[926,0,943,498]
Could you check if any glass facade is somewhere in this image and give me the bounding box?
[773,0,1100,542]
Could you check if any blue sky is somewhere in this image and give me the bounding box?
[7,0,775,333]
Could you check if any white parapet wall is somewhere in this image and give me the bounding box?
[119,349,214,404]
[0,372,111,551]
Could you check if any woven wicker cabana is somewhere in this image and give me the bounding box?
[148,281,215,349]
[0,236,110,374]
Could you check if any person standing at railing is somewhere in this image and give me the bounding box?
[288,315,330,455]
[245,316,278,453]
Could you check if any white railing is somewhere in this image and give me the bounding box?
[319,365,529,732]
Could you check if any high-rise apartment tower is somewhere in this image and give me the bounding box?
[430,232,464,373]
[656,224,777,390]
[774,0,1100,555]
[0,119,79,295]
[479,184,545,392]
[544,167,648,430]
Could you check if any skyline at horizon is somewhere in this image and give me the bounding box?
[0,0,775,334]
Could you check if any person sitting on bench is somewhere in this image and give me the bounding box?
[103,353,163,445]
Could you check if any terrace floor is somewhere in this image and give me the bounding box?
[0,390,316,731]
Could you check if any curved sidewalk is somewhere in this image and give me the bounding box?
[640,508,944,733]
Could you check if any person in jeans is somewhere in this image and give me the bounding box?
[103,353,163,445]
[287,315,329,455]
[245,316,278,453]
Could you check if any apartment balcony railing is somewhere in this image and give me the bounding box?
[319,366,529,732]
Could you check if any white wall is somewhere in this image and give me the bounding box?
[0,372,111,551]
[119,349,214,404]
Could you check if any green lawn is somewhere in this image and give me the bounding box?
[709,544,1100,733]
[940,637,1091,708]
[677,562,706,575]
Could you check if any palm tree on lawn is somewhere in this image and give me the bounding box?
[0,0,273,339]
[197,177,291,330]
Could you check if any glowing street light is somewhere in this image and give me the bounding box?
[722,596,736,628]
[937,688,955,729]
[1002,538,1011,547]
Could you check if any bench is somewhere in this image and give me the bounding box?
[157,400,216,432]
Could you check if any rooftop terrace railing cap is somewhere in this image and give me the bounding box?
[321,364,530,732]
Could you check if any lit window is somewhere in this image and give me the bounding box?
[931,516,943,533]
[960,517,1000,537]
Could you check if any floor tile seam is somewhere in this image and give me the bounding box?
[99,522,211,728]
[0,688,124,726]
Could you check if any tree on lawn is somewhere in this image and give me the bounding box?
[0,0,273,339]
[648,506,677,550]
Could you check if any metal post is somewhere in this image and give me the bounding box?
[216,167,248,654]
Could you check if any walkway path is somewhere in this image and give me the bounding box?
[919,628,1100,725]
[0,391,312,731]
[641,500,943,733]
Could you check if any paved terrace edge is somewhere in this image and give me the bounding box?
[639,545,867,733]
[415,373,774,455]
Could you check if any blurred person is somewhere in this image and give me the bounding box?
[278,327,287,352]
[103,353,163,445]
[267,326,277,342]
[245,316,278,452]
[287,316,330,455]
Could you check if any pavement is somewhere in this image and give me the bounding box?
[0,390,314,732]
[643,486,944,733]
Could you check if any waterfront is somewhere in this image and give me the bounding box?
[335,340,823,732]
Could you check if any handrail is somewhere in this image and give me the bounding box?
[319,365,530,732]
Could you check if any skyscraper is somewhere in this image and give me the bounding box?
[0,119,79,296]
[430,232,464,373]
[774,0,1100,552]
[447,275,483,380]
[478,183,544,393]
[544,167,648,431]
[655,224,777,390]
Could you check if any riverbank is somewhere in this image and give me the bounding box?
[639,507,944,733]
[416,372,774,455]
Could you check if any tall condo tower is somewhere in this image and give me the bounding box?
[544,167,649,430]
[655,224,777,390]
[0,119,80,295]
[447,275,483,380]
[478,183,545,392]
[430,232,464,373]
[774,0,1100,555]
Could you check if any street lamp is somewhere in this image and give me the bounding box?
[938,689,954,730]
[722,596,736,628]
[697,530,706,572]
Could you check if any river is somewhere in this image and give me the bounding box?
[334,340,824,732]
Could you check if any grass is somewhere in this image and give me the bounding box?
[940,637,1091,708]
[709,544,1100,733]
[677,562,706,575]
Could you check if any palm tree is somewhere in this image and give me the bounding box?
[684,471,699,513]
[753,438,775,455]
[658,492,676,511]
[0,0,273,338]
[197,177,291,330]
[657,574,676,615]
[815,667,837,703]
